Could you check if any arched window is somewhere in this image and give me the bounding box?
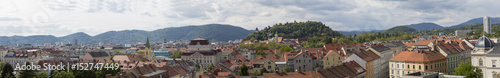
[480,58,483,66]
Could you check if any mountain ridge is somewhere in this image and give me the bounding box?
[0,24,253,45]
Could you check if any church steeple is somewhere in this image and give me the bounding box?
[145,37,157,62]
[146,37,151,49]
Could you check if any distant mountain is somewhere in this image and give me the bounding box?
[0,24,253,45]
[0,35,60,45]
[59,32,92,43]
[449,17,500,28]
[383,26,417,33]
[404,23,444,30]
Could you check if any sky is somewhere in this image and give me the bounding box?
[0,0,499,37]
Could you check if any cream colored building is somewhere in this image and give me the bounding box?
[181,38,222,67]
[471,36,500,78]
[389,50,447,78]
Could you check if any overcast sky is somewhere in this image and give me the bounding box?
[0,0,499,37]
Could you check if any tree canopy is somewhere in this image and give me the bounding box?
[454,61,482,78]
[243,21,342,41]
[240,64,249,76]
[54,71,74,78]
[1,63,14,78]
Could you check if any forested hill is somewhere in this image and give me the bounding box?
[383,26,417,33]
[243,21,343,41]
[0,24,253,45]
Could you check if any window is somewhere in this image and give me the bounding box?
[493,60,497,67]
[413,65,415,69]
[268,62,271,64]
[431,65,433,69]
[268,66,271,69]
[408,65,410,69]
[397,64,399,68]
[479,58,483,66]
[419,65,421,70]
[425,66,428,70]
[403,64,404,68]
[392,64,393,68]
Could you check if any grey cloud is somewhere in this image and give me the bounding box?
[0,17,22,21]
[256,0,355,11]
[105,0,131,13]
[0,24,72,36]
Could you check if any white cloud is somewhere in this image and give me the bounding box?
[0,0,499,36]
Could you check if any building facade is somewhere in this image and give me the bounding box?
[181,38,222,67]
[389,50,447,78]
[471,36,500,78]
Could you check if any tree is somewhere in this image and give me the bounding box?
[136,50,145,54]
[279,46,293,54]
[284,66,292,72]
[110,55,115,60]
[259,67,268,75]
[20,62,36,78]
[454,61,482,78]
[0,62,6,71]
[50,70,59,78]
[240,64,249,76]
[2,63,14,78]
[170,50,183,58]
[35,72,49,78]
[256,50,267,55]
[111,49,122,54]
[54,71,74,78]
[207,63,214,71]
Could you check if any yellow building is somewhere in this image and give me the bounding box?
[321,50,342,69]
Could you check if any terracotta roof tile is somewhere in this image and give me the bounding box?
[390,50,446,62]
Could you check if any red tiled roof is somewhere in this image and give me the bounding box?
[390,50,446,63]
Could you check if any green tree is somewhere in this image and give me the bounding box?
[284,66,292,72]
[111,49,122,54]
[240,64,249,76]
[136,50,145,54]
[256,50,267,55]
[279,46,293,54]
[454,61,482,78]
[207,63,214,71]
[110,55,115,60]
[0,62,6,71]
[35,72,49,78]
[170,50,183,58]
[50,70,59,78]
[54,71,74,78]
[259,67,268,75]
[20,62,36,78]
[2,63,14,78]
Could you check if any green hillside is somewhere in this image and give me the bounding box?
[243,21,343,41]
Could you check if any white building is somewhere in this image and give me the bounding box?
[181,38,222,67]
[455,30,472,36]
[484,16,492,34]
[471,36,500,78]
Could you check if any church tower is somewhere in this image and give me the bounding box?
[145,37,157,62]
